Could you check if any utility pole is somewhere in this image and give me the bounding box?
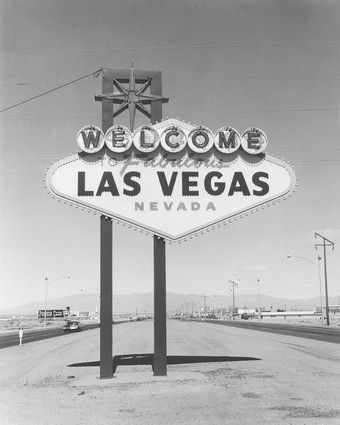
[315,232,335,326]
[317,255,324,328]
[229,281,238,320]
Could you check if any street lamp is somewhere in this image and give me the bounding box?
[44,275,71,326]
[314,232,335,326]
[287,255,324,327]
[228,280,238,320]
[238,278,261,314]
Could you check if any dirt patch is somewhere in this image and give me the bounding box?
[118,406,135,414]
[285,343,340,363]
[270,406,340,419]
[29,375,69,388]
[203,366,274,389]
[289,397,303,401]
[205,367,273,380]
[242,392,262,399]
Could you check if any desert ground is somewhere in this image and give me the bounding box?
[0,319,339,425]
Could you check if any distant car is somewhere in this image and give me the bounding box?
[241,313,249,320]
[63,321,82,333]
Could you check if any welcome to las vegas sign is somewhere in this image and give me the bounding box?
[46,118,296,241]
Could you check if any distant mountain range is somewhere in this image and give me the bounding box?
[2,292,340,315]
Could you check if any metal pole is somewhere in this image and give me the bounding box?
[323,240,330,326]
[315,232,334,327]
[153,236,167,376]
[100,216,113,378]
[317,256,324,328]
[99,71,114,379]
[150,71,167,376]
[232,285,235,320]
[229,281,238,320]
[44,277,48,326]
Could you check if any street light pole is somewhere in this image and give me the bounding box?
[287,254,325,327]
[237,278,260,315]
[229,280,238,320]
[315,232,335,326]
[44,275,71,326]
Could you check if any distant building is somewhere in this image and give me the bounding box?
[314,305,340,314]
[238,308,256,316]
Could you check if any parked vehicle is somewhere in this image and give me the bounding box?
[63,321,82,333]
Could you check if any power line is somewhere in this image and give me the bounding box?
[272,149,340,153]
[2,72,340,87]
[292,159,340,163]
[1,104,338,121]
[0,68,103,114]
[0,39,339,55]
[187,106,340,114]
[0,116,101,121]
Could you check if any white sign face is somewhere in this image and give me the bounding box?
[46,119,296,241]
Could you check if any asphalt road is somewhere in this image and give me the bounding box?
[0,323,100,349]
[194,319,340,344]
[1,319,338,349]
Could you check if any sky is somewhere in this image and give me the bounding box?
[0,0,340,310]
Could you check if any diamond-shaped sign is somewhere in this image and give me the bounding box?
[46,119,295,241]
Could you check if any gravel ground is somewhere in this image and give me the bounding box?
[0,320,339,425]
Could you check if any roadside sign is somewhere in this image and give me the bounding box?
[38,309,65,318]
[46,118,295,241]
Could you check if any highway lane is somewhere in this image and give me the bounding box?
[2,318,338,349]
[0,323,100,349]
[193,319,340,344]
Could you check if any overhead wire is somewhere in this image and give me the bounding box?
[1,104,339,121]
[0,68,103,113]
[1,39,340,55]
[2,72,340,87]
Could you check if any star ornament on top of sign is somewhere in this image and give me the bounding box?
[94,63,169,131]
[46,118,297,242]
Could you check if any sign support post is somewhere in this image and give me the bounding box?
[153,235,167,376]
[149,72,168,376]
[100,71,114,378]
[100,215,113,378]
